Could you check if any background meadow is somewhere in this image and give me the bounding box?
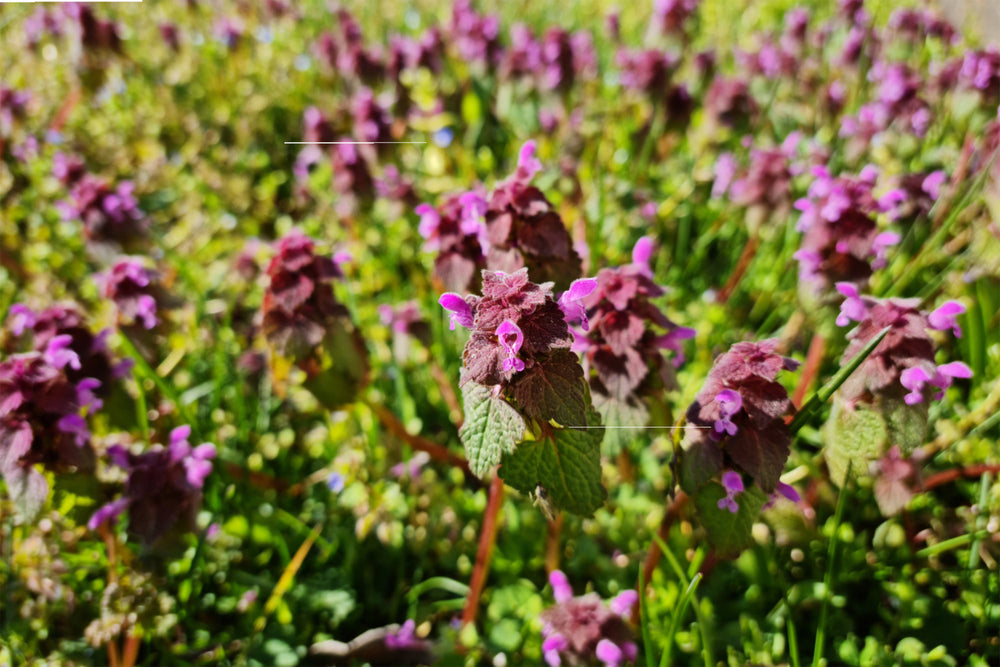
[1,0,999,665]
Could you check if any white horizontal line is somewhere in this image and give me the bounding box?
[284,141,427,145]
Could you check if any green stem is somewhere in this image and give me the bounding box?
[654,535,712,667]
[813,471,850,667]
[660,573,703,667]
[638,567,656,667]
[790,327,890,434]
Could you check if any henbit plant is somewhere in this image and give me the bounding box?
[88,425,216,547]
[442,266,605,516]
[261,229,368,409]
[677,339,801,557]
[571,236,694,456]
[418,140,583,294]
[823,291,972,513]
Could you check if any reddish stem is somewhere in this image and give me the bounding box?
[107,642,121,667]
[792,335,826,409]
[462,474,505,628]
[430,362,463,426]
[365,401,474,478]
[50,87,81,133]
[922,464,1000,491]
[717,236,759,303]
[122,634,140,667]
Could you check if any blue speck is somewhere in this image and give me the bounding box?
[327,472,345,493]
[433,127,454,148]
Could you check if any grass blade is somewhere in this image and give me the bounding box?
[790,326,890,434]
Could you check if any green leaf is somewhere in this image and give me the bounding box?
[823,396,887,487]
[459,383,526,477]
[592,393,649,457]
[302,325,369,409]
[5,466,48,524]
[882,396,928,454]
[693,483,767,559]
[511,350,587,427]
[498,405,606,516]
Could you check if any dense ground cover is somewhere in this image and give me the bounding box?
[1,0,998,665]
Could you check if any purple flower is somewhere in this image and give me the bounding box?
[764,480,801,509]
[543,633,569,666]
[515,140,542,184]
[930,362,973,399]
[540,580,636,667]
[496,320,526,372]
[385,619,419,649]
[900,362,971,404]
[101,259,161,330]
[870,232,901,269]
[87,497,129,531]
[550,569,573,603]
[415,203,442,248]
[718,470,745,513]
[558,278,598,331]
[922,170,946,199]
[91,426,216,544]
[630,237,655,278]
[390,451,430,479]
[439,293,475,330]
[608,589,638,616]
[835,282,869,326]
[655,327,696,367]
[44,334,81,371]
[57,413,90,447]
[712,389,742,437]
[900,366,933,405]
[928,301,965,337]
[76,378,103,414]
[7,304,36,336]
[596,639,624,667]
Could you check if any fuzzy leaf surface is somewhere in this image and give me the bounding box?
[498,405,606,516]
[511,349,587,427]
[459,383,526,477]
[694,483,766,559]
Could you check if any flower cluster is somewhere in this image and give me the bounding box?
[417,192,488,292]
[440,267,576,389]
[0,350,100,517]
[704,76,757,130]
[833,293,970,408]
[89,425,216,546]
[56,170,146,249]
[261,230,350,360]
[419,141,582,293]
[615,49,680,98]
[682,340,799,504]
[794,165,902,297]
[959,48,1000,100]
[501,25,596,92]
[0,86,30,135]
[571,238,693,447]
[733,134,801,210]
[449,0,503,68]
[540,570,637,667]
[5,302,130,394]
[888,8,958,46]
[99,258,164,331]
[824,293,971,494]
